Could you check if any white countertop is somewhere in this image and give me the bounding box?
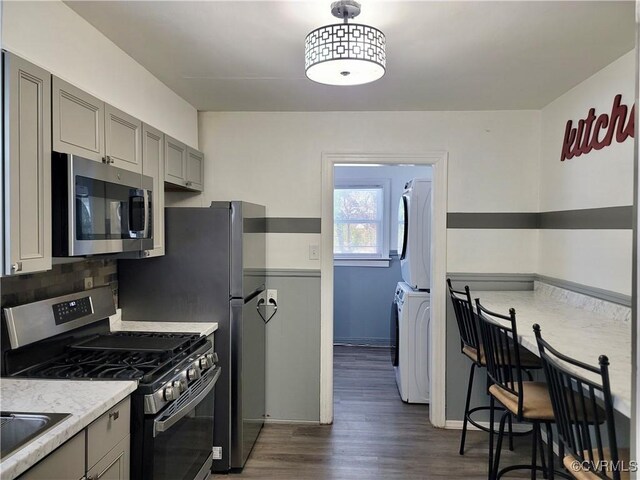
[109,310,218,337]
[477,290,631,417]
[0,379,137,479]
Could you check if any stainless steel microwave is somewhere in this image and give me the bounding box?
[52,153,153,256]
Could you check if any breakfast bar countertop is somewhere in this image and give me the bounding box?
[476,289,631,417]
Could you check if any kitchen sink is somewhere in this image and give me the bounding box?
[0,412,70,459]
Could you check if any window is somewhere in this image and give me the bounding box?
[334,179,390,264]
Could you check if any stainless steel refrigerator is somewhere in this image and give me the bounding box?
[118,202,266,472]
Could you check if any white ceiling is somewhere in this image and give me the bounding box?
[65,1,635,112]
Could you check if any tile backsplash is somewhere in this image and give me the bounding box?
[1,259,118,309]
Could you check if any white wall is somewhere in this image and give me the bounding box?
[2,0,198,147]
[539,50,635,295]
[188,110,541,273]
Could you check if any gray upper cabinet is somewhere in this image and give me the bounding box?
[186,147,204,192]
[164,134,187,187]
[2,52,52,276]
[164,135,204,192]
[53,76,104,162]
[105,104,142,174]
[142,124,165,257]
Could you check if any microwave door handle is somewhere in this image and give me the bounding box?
[143,189,150,238]
[128,189,144,237]
[153,367,221,438]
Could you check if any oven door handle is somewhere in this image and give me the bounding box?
[153,367,221,438]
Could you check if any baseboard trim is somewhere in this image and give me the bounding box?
[334,338,391,347]
[264,418,321,425]
[444,420,531,433]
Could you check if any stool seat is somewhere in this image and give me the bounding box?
[463,344,541,368]
[489,381,554,421]
[563,448,631,480]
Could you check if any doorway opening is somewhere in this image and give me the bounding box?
[320,152,448,427]
[332,163,433,421]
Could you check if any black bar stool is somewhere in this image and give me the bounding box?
[476,300,558,480]
[448,280,540,455]
[448,279,490,455]
[534,324,628,480]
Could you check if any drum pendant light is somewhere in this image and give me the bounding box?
[304,0,386,86]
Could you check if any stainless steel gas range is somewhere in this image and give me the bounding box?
[2,286,220,480]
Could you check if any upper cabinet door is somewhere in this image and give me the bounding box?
[185,147,204,192]
[164,135,187,186]
[142,123,164,257]
[52,76,104,161]
[105,104,142,173]
[3,52,52,276]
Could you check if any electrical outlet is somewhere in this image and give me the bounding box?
[309,244,320,260]
[84,277,94,289]
[266,289,277,304]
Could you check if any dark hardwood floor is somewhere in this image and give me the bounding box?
[232,345,531,479]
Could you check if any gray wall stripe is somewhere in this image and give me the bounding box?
[447,213,538,229]
[265,218,321,234]
[266,206,632,233]
[447,206,632,230]
[538,206,632,229]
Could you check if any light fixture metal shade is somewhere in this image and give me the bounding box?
[305,23,386,86]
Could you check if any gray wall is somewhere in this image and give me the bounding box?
[333,254,402,345]
[265,270,321,422]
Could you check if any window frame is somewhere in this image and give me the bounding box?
[333,178,391,266]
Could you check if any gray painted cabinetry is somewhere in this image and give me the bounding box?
[52,76,105,162]
[17,397,131,480]
[142,123,165,257]
[18,432,85,480]
[105,104,142,174]
[186,147,204,191]
[53,77,142,174]
[164,134,204,191]
[2,52,52,276]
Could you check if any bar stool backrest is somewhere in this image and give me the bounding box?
[533,324,619,480]
[447,279,481,364]
[475,299,525,418]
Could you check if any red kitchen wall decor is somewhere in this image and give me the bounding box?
[561,94,635,161]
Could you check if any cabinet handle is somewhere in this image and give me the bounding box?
[11,262,22,272]
[109,410,120,421]
[185,181,193,187]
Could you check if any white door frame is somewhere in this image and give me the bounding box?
[320,151,448,427]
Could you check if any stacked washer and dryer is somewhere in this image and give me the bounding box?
[391,178,432,404]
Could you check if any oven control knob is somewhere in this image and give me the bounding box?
[172,379,186,393]
[163,386,178,401]
[206,353,217,365]
[199,357,211,369]
[187,367,200,381]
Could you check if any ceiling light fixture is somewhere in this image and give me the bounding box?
[304,0,386,86]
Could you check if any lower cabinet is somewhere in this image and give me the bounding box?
[17,397,131,480]
[87,436,130,480]
[18,432,85,480]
